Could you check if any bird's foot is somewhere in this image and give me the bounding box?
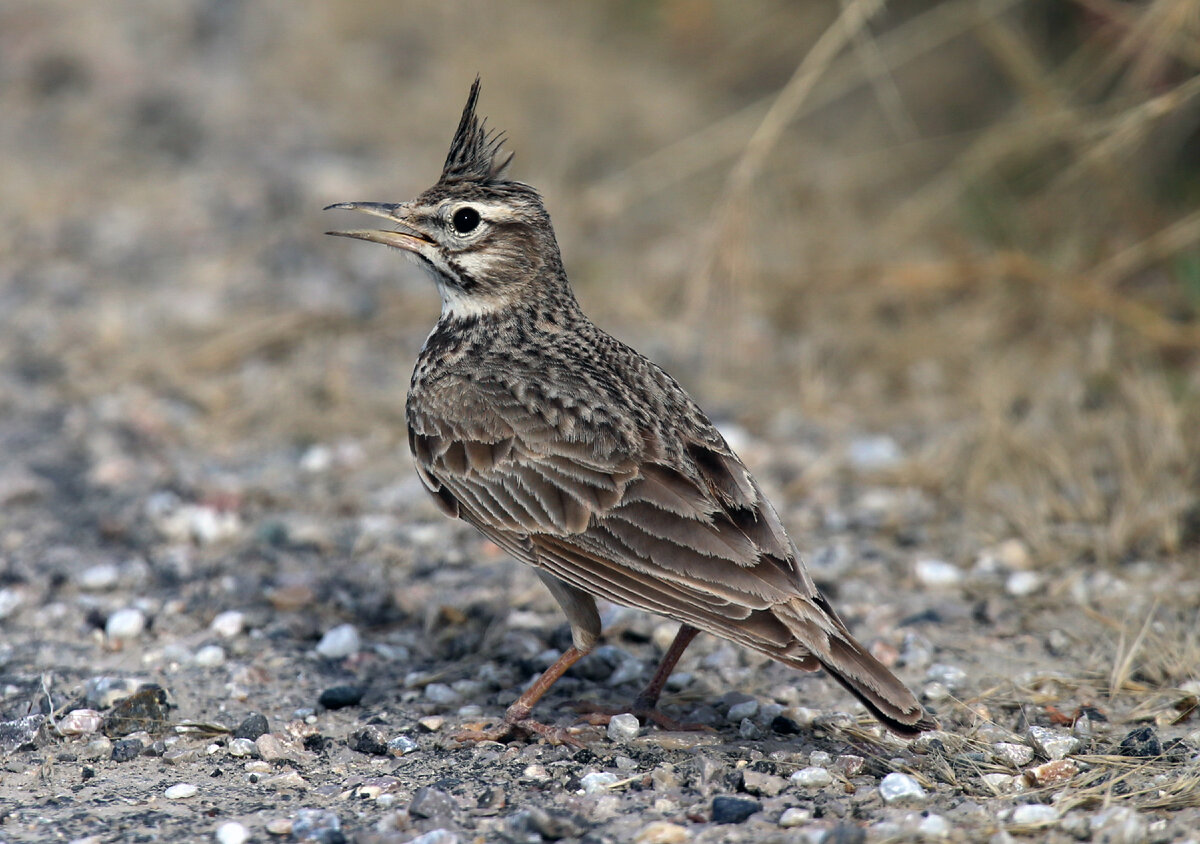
[452,717,587,747]
[572,701,714,733]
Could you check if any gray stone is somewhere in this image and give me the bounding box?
[993,742,1034,767]
[1027,726,1079,760]
[423,683,461,704]
[291,808,340,842]
[0,715,46,753]
[727,699,758,722]
[105,608,146,640]
[580,772,619,793]
[234,713,269,741]
[409,786,456,821]
[607,713,640,742]
[740,769,787,796]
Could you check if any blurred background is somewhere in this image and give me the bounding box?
[2,0,1198,573]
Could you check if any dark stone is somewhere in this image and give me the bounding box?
[409,786,456,821]
[318,685,364,710]
[515,807,586,840]
[711,795,760,824]
[103,687,170,737]
[81,766,95,781]
[351,726,388,756]
[1118,726,1161,758]
[821,824,867,844]
[111,738,143,762]
[233,712,269,741]
[771,714,803,735]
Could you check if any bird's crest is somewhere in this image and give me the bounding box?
[441,78,514,185]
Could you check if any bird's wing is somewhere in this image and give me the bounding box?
[407,375,825,650]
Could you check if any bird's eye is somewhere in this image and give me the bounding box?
[451,206,481,234]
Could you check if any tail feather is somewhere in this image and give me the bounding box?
[775,593,938,737]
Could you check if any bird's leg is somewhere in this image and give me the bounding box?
[577,623,709,731]
[454,646,589,746]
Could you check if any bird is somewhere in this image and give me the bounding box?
[325,79,936,744]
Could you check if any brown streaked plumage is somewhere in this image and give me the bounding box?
[326,79,937,743]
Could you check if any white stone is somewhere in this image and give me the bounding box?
[580,772,620,793]
[1011,804,1058,825]
[215,821,250,844]
[194,645,226,667]
[790,766,833,788]
[808,750,832,767]
[106,608,146,640]
[926,664,967,690]
[315,623,360,659]
[633,821,690,843]
[227,738,257,757]
[917,813,950,838]
[914,559,962,587]
[210,611,245,638]
[778,808,811,828]
[58,709,103,736]
[879,772,926,804]
[405,831,459,844]
[981,773,1017,793]
[79,563,121,591]
[165,783,198,799]
[1027,726,1079,761]
[607,713,640,742]
[1006,571,1042,597]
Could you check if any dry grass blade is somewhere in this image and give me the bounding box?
[1109,602,1159,699]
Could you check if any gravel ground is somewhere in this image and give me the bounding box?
[2,3,1199,843]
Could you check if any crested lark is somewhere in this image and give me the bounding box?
[326,80,936,743]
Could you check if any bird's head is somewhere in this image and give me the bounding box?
[326,79,566,319]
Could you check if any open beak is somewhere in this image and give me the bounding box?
[323,202,434,252]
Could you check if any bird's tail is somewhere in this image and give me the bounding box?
[776,593,938,737]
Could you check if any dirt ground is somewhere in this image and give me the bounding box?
[2,2,1199,843]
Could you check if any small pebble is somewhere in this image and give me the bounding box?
[809,750,832,767]
[215,821,249,844]
[318,685,364,710]
[315,623,360,659]
[193,645,226,668]
[834,755,865,776]
[265,818,292,835]
[1118,726,1161,758]
[58,709,103,736]
[105,608,146,640]
[79,563,120,591]
[227,738,257,758]
[417,715,445,732]
[1025,759,1078,786]
[163,746,201,765]
[925,664,967,690]
[790,766,833,788]
[727,699,758,722]
[262,771,306,789]
[914,559,962,587]
[1089,807,1147,842]
[993,742,1034,767]
[879,772,926,804]
[409,786,456,821]
[1027,726,1079,760]
[778,807,811,828]
[165,783,198,800]
[111,738,143,762]
[915,813,948,838]
[711,795,760,824]
[352,726,389,756]
[82,737,112,760]
[634,821,690,843]
[1011,804,1058,825]
[740,769,787,796]
[210,610,245,638]
[234,713,269,741]
[1005,571,1042,597]
[607,713,640,743]
[388,735,418,756]
[580,772,619,794]
[423,683,461,704]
